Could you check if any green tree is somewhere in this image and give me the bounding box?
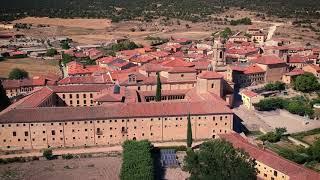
[43,148,54,160]
[46,48,58,57]
[155,73,161,102]
[8,68,29,80]
[184,139,256,180]
[187,113,193,148]
[60,41,70,50]
[61,53,73,66]
[120,140,154,180]
[0,81,11,111]
[294,73,320,92]
[219,27,232,39]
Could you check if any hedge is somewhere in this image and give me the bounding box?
[120,140,154,180]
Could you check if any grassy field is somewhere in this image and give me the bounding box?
[0,58,61,79]
[292,128,320,145]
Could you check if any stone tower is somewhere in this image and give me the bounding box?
[212,37,226,66]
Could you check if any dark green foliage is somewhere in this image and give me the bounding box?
[184,139,257,180]
[61,53,73,66]
[155,73,161,102]
[110,41,141,52]
[46,48,58,57]
[1,0,319,22]
[60,40,70,50]
[254,96,314,117]
[43,149,54,160]
[264,81,285,91]
[254,98,287,111]
[145,36,169,46]
[157,145,187,151]
[258,128,287,143]
[292,128,320,143]
[120,140,154,180]
[293,73,320,93]
[0,81,11,111]
[8,68,29,80]
[187,113,193,148]
[219,27,232,39]
[62,153,74,160]
[230,17,252,26]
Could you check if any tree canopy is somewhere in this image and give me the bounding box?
[120,140,154,180]
[0,81,11,111]
[46,48,58,57]
[8,68,29,80]
[184,139,256,180]
[293,73,320,93]
[187,113,193,148]
[155,73,162,102]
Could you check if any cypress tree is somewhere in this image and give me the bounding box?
[187,113,193,148]
[155,72,161,102]
[0,81,11,111]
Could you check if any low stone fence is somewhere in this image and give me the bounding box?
[287,136,310,148]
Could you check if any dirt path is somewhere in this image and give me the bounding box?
[0,141,204,159]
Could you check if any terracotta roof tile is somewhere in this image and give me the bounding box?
[0,101,232,123]
[220,133,320,180]
[198,71,223,79]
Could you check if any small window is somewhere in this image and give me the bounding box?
[13,132,16,136]
[51,130,55,135]
[90,94,93,98]
[76,94,79,98]
[24,131,28,136]
[274,171,278,177]
[181,74,184,77]
[83,94,86,98]
[69,94,72,98]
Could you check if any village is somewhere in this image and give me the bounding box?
[0,14,320,180]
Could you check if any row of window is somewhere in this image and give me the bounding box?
[62,93,93,99]
[1,116,230,128]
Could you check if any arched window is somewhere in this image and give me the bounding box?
[219,51,223,59]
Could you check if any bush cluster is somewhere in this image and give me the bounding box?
[120,140,154,180]
[230,17,252,26]
[264,81,285,91]
[254,96,315,118]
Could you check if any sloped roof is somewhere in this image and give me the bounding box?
[220,133,320,180]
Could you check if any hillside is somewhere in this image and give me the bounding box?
[1,0,320,22]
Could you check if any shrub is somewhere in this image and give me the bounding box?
[264,81,285,91]
[43,148,54,160]
[8,68,29,80]
[120,140,154,180]
[62,153,74,160]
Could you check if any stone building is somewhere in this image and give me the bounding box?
[0,66,234,150]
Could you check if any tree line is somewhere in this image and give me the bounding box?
[1,0,319,22]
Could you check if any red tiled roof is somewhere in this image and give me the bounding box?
[167,67,196,73]
[130,55,155,63]
[96,56,118,64]
[198,71,223,79]
[161,57,194,67]
[241,90,258,98]
[0,100,232,123]
[305,64,320,73]
[255,55,285,65]
[243,64,265,74]
[284,68,304,76]
[2,76,52,89]
[220,133,320,180]
[16,87,54,108]
[58,74,112,85]
[288,55,308,63]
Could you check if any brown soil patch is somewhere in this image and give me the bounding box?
[0,58,61,78]
[303,134,320,145]
[0,157,122,180]
[13,17,111,30]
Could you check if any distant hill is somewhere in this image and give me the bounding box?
[1,0,319,22]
